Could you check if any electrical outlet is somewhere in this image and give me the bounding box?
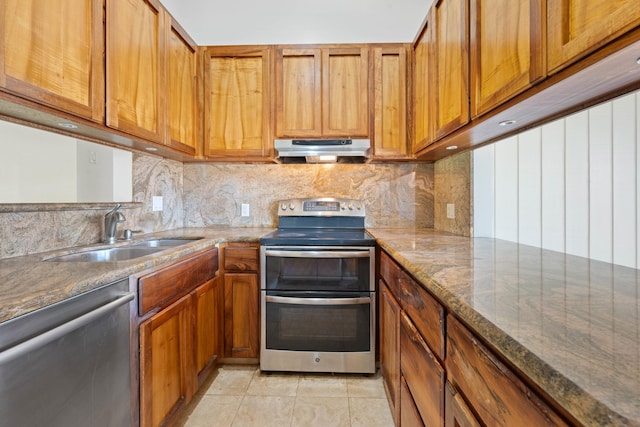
[152,196,163,212]
[241,203,250,217]
[446,203,455,219]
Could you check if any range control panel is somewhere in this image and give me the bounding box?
[278,198,365,217]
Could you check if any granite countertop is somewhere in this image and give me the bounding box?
[2,226,638,426]
[0,227,272,323]
[368,228,639,427]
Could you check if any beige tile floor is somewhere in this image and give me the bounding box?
[177,365,395,427]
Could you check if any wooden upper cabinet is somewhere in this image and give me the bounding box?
[204,46,272,160]
[470,0,545,117]
[547,0,640,73]
[433,0,470,140]
[276,45,369,138]
[0,0,104,122]
[166,18,198,155]
[412,13,434,154]
[372,45,409,160]
[106,0,166,143]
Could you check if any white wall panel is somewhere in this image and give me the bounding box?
[473,144,495,237]
[612,94,637,268]
[541,120,566,252]
[518,128,542,247]
[565,110,590,258]
[637,93,640,269]
[589,103,614,263]
[495,137,519,242]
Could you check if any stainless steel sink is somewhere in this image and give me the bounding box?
[46,247,164,262]
[129,237,203,248]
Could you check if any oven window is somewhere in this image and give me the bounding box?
[265,252,371,292]
[265,298,371,352]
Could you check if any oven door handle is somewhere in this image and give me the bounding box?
[264,250,370,258]
[265,295,371,306]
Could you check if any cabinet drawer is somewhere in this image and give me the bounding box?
[399,271,445,361]
[446,315,569,427]
[400,311,445,427]
[138,248,218,315]
[379,250,401,296]
[223,244,259,272]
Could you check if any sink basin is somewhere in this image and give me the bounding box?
[130,237,203,248]
[47,247,164,262]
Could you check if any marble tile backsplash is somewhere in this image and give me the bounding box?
[434,152,472,237]
[183,163,435,228]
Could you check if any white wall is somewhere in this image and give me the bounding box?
[474,90,640,269]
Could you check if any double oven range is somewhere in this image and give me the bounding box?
[260,198,376,374]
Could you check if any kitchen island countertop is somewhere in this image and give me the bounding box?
[369,227,639,427]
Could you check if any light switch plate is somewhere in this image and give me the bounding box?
[152,196,163,212]
[241,203,250,217]
[446,203,455,219]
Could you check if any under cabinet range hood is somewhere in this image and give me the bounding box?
[275,139,371,163]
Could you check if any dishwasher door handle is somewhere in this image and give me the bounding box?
[265,295,371,306]
[0,292,134,364]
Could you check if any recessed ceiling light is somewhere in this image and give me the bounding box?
[636,57,640,65]
[446,145,458,150]
[58,122,78,129]
[145,147,158,152]
[499,120,517,127]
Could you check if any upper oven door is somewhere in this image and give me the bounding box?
[261,246,375,293]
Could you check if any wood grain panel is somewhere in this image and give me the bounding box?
[224,273,259,358]
[323,47,369,136]
[167,20,197,155]
[547,0,640,73]
[379,250,402,298]
[276,48,322,137]
[433,0,470,139]
[412,14,434,153]
[106,0,166,142]
[193,277,223,385]
[140,294,193,427]
[446,315,569,427]
[0,0,104,121]
[398,271,445,361]
[400,377,425,427]
[379,282,401,423]
[223,244,259,272]
[373,46,408,159]
[444,382,482,427]
[470,0,545,116]
[138,248,218,315]
[400,311,445,427]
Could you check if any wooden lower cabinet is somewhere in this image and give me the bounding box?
[221,243,260,358]
[137,248,222,427]
[400,311,445,427]
[379,281,401,423]
[140,294,193,427]
[400,377,425,427]
[444,382,481,427]
[446,315,569,427]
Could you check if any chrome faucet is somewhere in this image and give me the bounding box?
[104,204,126,244]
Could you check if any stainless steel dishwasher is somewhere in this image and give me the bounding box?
[0,279,134,426]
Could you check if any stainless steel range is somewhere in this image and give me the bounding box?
[260,197,376,374]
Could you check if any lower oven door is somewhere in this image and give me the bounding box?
[260,291,375,374]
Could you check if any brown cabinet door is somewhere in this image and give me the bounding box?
[372,45,409,159]
[379,281,401,423]
[276,45,369,138]
[547,0,640,73]
[106,0,166,143]
[401,377,425,427]
[276,47,322,137]
[446,315,569,426]
[224,272,259,358]
[205,46,272,160]
[322,46,369,137]
[433,0,470,139]
[140,294,194,427]
[192,277,223,385]
[470,0,545,117]
[400,311,445,427]
[412,12,434,154]
[167,18,198,155]
[444,382,481,427]
[0,0,104,121]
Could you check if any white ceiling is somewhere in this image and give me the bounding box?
[162,0,434,45]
